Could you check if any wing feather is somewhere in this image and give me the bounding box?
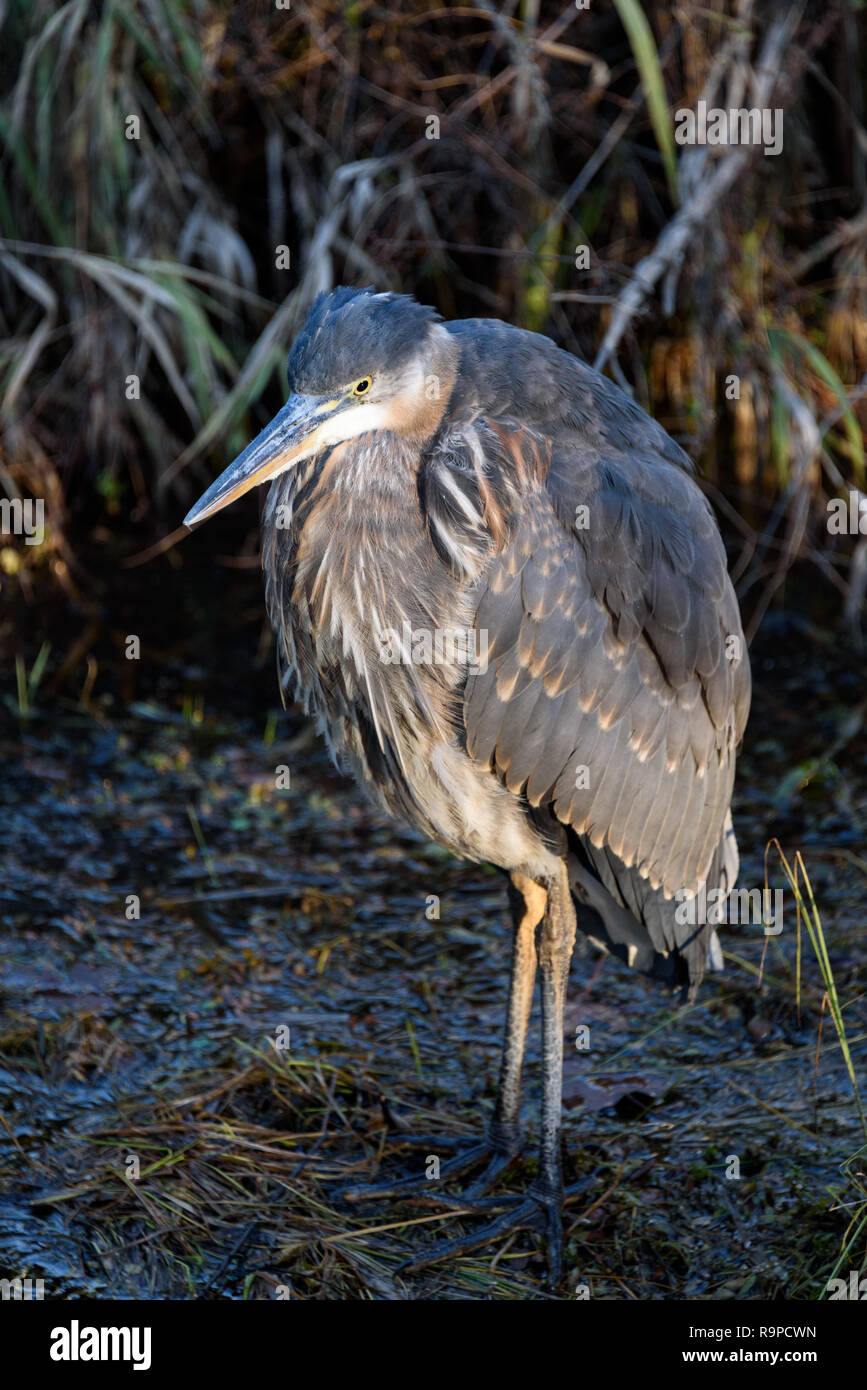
[461,425,750,901]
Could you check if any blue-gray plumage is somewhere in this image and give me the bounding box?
[183,286,750,1284]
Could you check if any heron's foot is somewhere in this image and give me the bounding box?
[396,1178,567,1286]
[343,1126,522,1207]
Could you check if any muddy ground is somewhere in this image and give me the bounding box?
[1,557,865,1300]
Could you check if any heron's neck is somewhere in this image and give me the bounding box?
[265,432,455,645]
[268,432,422,528]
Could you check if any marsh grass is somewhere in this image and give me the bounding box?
[0,1,865,640]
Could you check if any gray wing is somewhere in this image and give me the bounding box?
[462,431,750,908]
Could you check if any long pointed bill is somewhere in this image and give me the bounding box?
[183,394,330,528]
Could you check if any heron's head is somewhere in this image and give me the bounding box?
[184,286,459,528]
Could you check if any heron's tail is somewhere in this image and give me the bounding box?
[565,810,741,1002]
[706,810,739,974]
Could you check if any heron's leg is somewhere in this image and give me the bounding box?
[461,871,542,1194]
[343,872,543,1206]
[397,861,579,1286]
[529,859,577,1277]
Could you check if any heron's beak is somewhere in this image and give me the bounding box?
[183,394,331,528]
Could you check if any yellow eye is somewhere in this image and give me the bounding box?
[353,377,372,396]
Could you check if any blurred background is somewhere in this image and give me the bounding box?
[0,0,865,1301]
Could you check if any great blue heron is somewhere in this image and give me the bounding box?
[184,286,750,1284]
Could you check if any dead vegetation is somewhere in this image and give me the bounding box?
[1,612,865,1299]
[1,1,867,645]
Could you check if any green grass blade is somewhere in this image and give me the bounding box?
[27,641,51,696]
[771,840,866,1138]
[15,655,28,716]
[613,0,679,204]
[769,328,865,484]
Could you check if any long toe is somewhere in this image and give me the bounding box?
[343,1136,515,1205]
[396,1182,565,1286]
[462,1147,520,1199]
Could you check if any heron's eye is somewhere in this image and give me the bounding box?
[352,377,372,397]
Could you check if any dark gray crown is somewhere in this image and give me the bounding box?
[287,286,440,393]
